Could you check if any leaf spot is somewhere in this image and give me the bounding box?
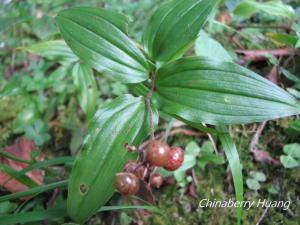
[79,184,89,195]
[224,96,231,103]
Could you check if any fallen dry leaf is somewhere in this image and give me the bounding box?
[253,149,281,166]
[0,138,44,194]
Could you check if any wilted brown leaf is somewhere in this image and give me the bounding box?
[0,138,44,194]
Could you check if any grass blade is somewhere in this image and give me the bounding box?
[0,205,67,225]
[0,180,68,203]
[0,204,167,225]
[4,156,74,184]
[217,125,243,225]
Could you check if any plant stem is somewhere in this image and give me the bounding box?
[146,73,156,141]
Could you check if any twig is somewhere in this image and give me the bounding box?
[207,133,218,154]
[139,128,205,151]
[146,73,156,141]
[256,207,269,225]
[236,48,296,62]
[237,24,292,32]
[249,121,267,152]
[202,123,218,154]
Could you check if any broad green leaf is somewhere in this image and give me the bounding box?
[21,40,78,65]
[283,143,300,158]
[280,155,300,168]
[72,63,99,120]
[234,0,295,20]
[143,0,219,62]
[56,7,151,84]
[153,57,300,125]
[217,126,243,225]
[195,30,233,62]
[67,95,158,223]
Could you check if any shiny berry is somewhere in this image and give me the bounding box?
[164,147,184,171]
[150,173,164,188]
[146,141,170,167]
[115,172,140,195]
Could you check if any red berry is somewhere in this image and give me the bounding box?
[146,141,170,167]
[164,147,184,171]
[115,172,140,195]
[150,173,164,188]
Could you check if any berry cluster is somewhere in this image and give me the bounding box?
[115,141,184,195]
[146,141,184,171]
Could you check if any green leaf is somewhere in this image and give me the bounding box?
[201,141,214,154]
[143,0,219,62]
[67,94,158,223]
[56,7,151,84]
[266,32,298,47]
[217,126,243,225]
[249,171,266,182]
[153,56,300,125]
[234,0,295,20]
[246,178,261,191]
[72,62,99,120]
[195,30,233,62]
[21,40,78,65]
[280,155,300,168]
[198,154,224,168]
[283,143,300,158]
[174,155,196,183]
[24,119,51,146]
[0,16,28,33]
[185,141,201,156]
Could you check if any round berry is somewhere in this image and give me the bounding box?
[150,173,164,188]
[164,146,184,171]
[115,172,140,195]
[146,141,170,167]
